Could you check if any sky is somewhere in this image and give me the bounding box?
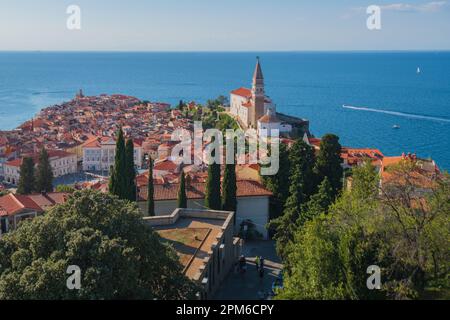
[0,0,449,51]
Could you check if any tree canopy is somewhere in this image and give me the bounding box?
[147,159,155,216]
[35,148,54,193]
[0,190,198,300]
[177,172,187,209]
[222,163,237,213]
[205,162,221,210]
[263,142,290,222]
[277,162,450,300]
[269,139,316,259]
[109,128,127,200]
[17,157,35,195]
[125,139,137,202]
[314,134,343,198]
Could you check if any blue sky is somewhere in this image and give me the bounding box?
[0,0,449,51]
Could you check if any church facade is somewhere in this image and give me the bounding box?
[230,58,292,135]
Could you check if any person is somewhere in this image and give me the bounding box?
[239,255,246,274]
[255,256,261,272]
[260,257,265,270]
[259,266,264,280]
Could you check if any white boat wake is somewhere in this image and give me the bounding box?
[342,105,450,123]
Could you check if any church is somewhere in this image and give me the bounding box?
[230,58,292,135]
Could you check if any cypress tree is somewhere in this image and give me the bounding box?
[35,148,54,193]
[262,142,290,221]
[147,159,155,216]
[125,139,136,201]
[109,127,127,199]
[314,134,343,199]
[17,157,35,195]
[269,139,316,259]
[297,177,334,227]
[221,163,237,212]
[177,172,187,209]
[205,162,221,210]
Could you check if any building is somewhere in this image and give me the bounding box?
[138,179,272,239]
[0,192,67,236]
[82,136,143,172]
[143,208,242,299]
[257,109,292,136]
[230,57,295,138]
[3,150,77,185]
[341,147,385,169]
[380,153,441,194]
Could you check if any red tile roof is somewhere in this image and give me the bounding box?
[4,150,75,167]
[139,180,272,201]
[231,87,252,98]
[154,160,178,172]
[4,158,23,168]
[258,112,280,124]
[0,192,67,216]
[0,194,42,216]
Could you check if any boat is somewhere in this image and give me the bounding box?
[417,67,421,74]
[393,125,400,129]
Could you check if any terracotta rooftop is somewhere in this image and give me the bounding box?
[258,111,280,124]
[231,87,252,98]
[139,179,272,201]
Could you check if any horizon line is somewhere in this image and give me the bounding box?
[1,49,450,54]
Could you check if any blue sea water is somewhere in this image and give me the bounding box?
[0,51,449,169]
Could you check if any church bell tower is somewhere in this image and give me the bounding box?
[251,57,265,128]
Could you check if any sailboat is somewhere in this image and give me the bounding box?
[417,67,421,74]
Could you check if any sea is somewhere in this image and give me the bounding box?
[0,51,449,169]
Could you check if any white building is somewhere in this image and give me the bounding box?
[82,136,143,172]
[257,109,293,136]
[230,58,281,131]
[3,150,77,186]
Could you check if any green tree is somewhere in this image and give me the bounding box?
[262,143,290,221]
[0,190,198,300]
[351,159,379,199]
[109,128,127,199]
[222,163,237,212]
[17,157,35,195]
[35,148,54,193]
[177,172,188,209]
[147,159,155,216]
[277,162,450,300]
[177,100,184,110]
[55,185,76,193]
[278,163,384,300]
[205,162,221,210]
[297,177,334,227]
[314,134,343,198]
[125,139,136,202]
[269,140,316,259]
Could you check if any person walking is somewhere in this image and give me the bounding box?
[255,256,261,272]
[259,265,264,281]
